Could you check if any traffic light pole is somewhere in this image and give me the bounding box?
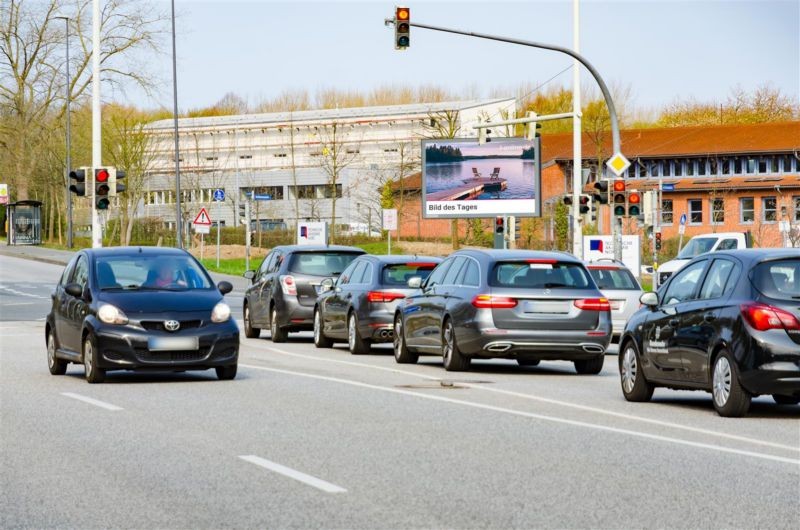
[91,0,102,249]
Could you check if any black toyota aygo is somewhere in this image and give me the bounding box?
[45,247,239,383]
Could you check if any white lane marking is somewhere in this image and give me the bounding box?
[0,285,48,299]
[61,392,123,411]
[239,363,800,467]
[243,342,800,454]
[239,455,347,493]
[1,302,37,307]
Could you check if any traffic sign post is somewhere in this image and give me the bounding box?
[193,207,212,260]
[678,212,687,253]
[213,190,225,268]
[382,208,397,255]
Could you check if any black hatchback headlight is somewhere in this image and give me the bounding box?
[211,302,231,323]
[97,303,129,325]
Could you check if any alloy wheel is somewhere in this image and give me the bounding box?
[443,323,453,364]
[393,318,402,357]
[713,356,732,407]
[271,309,278,335]
[244,306,251,334]
[314,311,321,343]
[47,334,56,369]
[621,346,637,394]
[348,315,356,351]
[84,339,93,377]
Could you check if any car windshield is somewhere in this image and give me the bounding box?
[96,254,213,291]
[491,261,592,289]
[287,252,361,276]
[589,267,639,290]
[678,237,718,259]
[381,262,438,286]
[752,259,800,300]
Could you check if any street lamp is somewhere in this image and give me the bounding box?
[170,0,183,248]
[54,15,73,248]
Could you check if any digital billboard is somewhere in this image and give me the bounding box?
[421,137,541,219]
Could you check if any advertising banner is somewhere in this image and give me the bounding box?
[583,235,642,278]
[297,221,328,246]
[422,138,541,219]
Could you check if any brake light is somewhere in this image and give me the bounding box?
[525,259,557,264]
[367,291,406,303]
[741,303,800,332]
[472,294,517,309]
[279,275,297,296]
[406,262,437,268]
[588,265,619,270]
[575,298,611,311]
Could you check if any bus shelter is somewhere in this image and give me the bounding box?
[7,200,43,245]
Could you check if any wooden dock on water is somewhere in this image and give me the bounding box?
[427,177,508,201]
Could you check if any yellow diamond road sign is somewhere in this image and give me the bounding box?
[606,152,631,177]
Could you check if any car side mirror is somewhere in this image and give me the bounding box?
[243,270,255,281]
[407,276,422,289]
[65,282,83,298]
[320,278,334,293]
[217,281,233,295]
[640,291,658,308]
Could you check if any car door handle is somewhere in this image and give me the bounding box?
[703,313,716,322]
[669,318,680,327]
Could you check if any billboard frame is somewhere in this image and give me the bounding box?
[421,136,542,219]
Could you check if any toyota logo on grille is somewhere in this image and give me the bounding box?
[164,320,180,332]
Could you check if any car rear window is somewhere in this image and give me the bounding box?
[381,262,438,286]
[588,267,639,290]
[752,259,800,300]
[287,252,361,276]
[490,261,592,289]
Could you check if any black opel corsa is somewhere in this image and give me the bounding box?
[618,249,800,417]
[45,247,239,383]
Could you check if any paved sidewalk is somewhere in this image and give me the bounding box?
[0,244,249,292]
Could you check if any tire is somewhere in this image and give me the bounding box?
[348,312,370,355]
[517,358,540,367]
[574,355,604,375]
[393,314,418,364]
[773,394,800,405]
[619,342,654,402]
[216,364,237,380]
[47,330,68,375]
[313,308,333,348]
[270,307,287,343]
[711,349,751,417]
[243,304,260,339]
[442,319,470,372]
[83,335,105,384]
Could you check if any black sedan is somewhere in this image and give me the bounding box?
[313,255,442,354]
[393,249,612,372]
[618,248,800,416]
[45,247,239,383]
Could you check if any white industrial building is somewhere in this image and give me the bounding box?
[141,98,516,232]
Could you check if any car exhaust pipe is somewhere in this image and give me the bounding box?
[582,344,605,354]
[379,329,393,339]
[486,342,512,353]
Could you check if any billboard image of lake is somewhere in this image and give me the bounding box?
[423,140,536,200]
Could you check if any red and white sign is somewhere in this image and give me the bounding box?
[193,207,212,234]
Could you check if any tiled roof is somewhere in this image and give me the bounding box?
[543,121,800,161]
[584,175,800,193]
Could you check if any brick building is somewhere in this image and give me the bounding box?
[391,121,800,248]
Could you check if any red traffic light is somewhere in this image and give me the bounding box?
[579,195,590,205]
[495,217,504,233]
[628,192,641,204]
[613,180,625,192]
[95,168,109,182]
[396,7,409,20]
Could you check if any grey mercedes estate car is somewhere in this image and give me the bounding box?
[393,249,612,373]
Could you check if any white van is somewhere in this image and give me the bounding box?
[657,232,753,285]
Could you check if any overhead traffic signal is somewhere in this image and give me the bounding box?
[655,231,662,251]
[395,6,410,49]
[109,168,126,196]
[592,180,609,205]
[495,216,504,234]
[628,191,641,216]
[68,167,88,197]
[94,167,110,210]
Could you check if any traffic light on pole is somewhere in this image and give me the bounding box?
[627,191,641,217]
[495,216,504,234]
[579,195,591,215]
[655,231,662,251]
[94,167,110,210]
[562,195,573,206]
[109,167,126,196]
[395,6,410,49]
[68,167,87,197]
[592,180,609,205]
[613,180,626,217]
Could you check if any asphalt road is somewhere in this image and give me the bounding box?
[1,254,798,529]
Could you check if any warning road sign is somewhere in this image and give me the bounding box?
[193,207,212,226]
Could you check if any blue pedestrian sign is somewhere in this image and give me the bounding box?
[213,189,225,202]
[680,213,687,226]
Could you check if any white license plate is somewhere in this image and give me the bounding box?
[523,300,569,314]
[148,337,199,351]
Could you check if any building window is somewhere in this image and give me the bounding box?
[274,153,287,158]
[721,157,731,175]
[648,160,659,177]
[740,197,755,223]
[794,196,800,222]
[315,184,343,199]
[711,198,725,224]
[746,157,757,173]
[290,185,316,199]
[346,149,360,154]
[762,197,777,222]
[733,157,743,174]
[245,186,284,201]
[205,156,218,161]
[686,159,695,176]
[239,155,252,159]
[708,158,718,176]
[780,154,794,173]
[697,159,706,176]
[673,160,683,177]
[662,199,673,225]
[688,199,703,225]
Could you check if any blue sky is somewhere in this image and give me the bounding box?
[123,1,799,114]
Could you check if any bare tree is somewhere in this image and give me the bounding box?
[317,121,360,243]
